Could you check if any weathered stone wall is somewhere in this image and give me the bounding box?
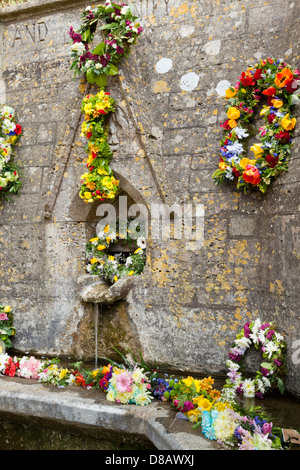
[0,0,299,396]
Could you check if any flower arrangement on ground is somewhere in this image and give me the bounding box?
[0,304,16,349]
[106,366,153,406]
[79,90,119,203]
[68,2,143,88]
[85,220,146,284]
[213,58,300,193]
[224,318,286,398]
[0,104,22,200]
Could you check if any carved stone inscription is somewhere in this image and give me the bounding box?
[11,21,48,46]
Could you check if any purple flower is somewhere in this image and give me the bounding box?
[266,330,275,340]
[243,322,251,338]
[261,367,269,377]
[260,322,270,330]
[68,26,82,44]
[273,358,282,367]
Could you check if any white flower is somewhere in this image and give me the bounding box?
[125,256,132,267]
[2,119,16,134]
[0,353,10,374]
[262,376,271,389]
[120,5,130,15]
[274,332,284,342]
[70,42,85,56]
[235,336,251,350]
[242,378,255,397]
[0,106,14,118]
[226,359,240,371]
[264,341,279,359]
[137,236,146,249]
[226,141,244,155]
[234,127,249,139]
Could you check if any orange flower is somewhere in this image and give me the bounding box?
[243,164,261,185]
[219,161,227,171]
[274,67,294,88]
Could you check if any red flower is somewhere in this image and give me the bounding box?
[232,167,241,178]
[275,131,290,142]
[265,154,279,168]
[220,119,232,130]
[243,164,261,185]
[239,72,255,87]
[267,113,276,123]
[285,79,299,93]
[253,68,262,81]
[15,124,22,135]
[262,87,276,96]
[86,131,92,139]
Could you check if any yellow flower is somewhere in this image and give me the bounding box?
[271,99,283,109]
[98,168,109,175]
[227,107,240,120]
[84,191,92,199]
[239,158,257,169]
[134,247,142,254]
[89,237,99,243]
[219,161,227,171]
[90,258,98,264]
[4,306,11,313]
[281,113,296,131]
[259,106,270,116]
[182,376,194,388]
[97,245,106,251]
[128,271,135,275]
[225,88,237,99]
[250,143,264,158]
[104,224,109,233]
[108,255,114,261]
[228,119,237,128]
[113,275,118,282]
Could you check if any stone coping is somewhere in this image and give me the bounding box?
[0,0,88,21]
[0,376,218,451]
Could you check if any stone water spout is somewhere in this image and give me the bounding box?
[77,274,138,368]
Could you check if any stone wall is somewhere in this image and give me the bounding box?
[0,0,299,396]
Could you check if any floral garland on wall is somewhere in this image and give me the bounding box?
[79,90,119,203]
[0,304,16,350]
[68,1,143,204]
[213,59,300,193]
[0,318,295,450]
[68,2,143,88]
[0,104,22,201]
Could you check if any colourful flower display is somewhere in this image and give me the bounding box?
[0,104,22,200]
[0,304,16,349]
[106,366,153,406]
[85,220,146,284]
[213,59,300,193]
[224,318,286,398]
[79,90,119,203]
[68,2,143,88]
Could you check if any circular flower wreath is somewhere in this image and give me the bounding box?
[68,1,143,88]
[224,318,286,398]
[0,104,23,200]
[79,89,119,203]
[213,58,300,193]
[85,219,146,284]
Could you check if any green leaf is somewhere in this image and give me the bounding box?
[277,377,285,395]
[108,64,118,76]
[92,41,106,56]
[95,74,107,88]
[86,69,96,84]
[81,27,90,42]
[261,362,273,370]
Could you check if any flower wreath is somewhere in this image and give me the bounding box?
[0,104,23,201]
[224,319,286,398]
[213,58,300,193]
[79,89,119,203]
[0,304,16,349]
[68,1,143,88]
[85,219,146,284]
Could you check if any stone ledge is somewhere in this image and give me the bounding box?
[0,376,217,451]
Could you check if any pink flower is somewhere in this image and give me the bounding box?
[0,313,8,320]
[116,371,132,393]
[262,422,273,435]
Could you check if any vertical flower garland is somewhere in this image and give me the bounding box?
[79,90,120,202]
[213,59,300,193]
[0,104,23,201]
[68,2,143,203]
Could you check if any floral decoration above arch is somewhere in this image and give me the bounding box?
[213,59,300,193]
